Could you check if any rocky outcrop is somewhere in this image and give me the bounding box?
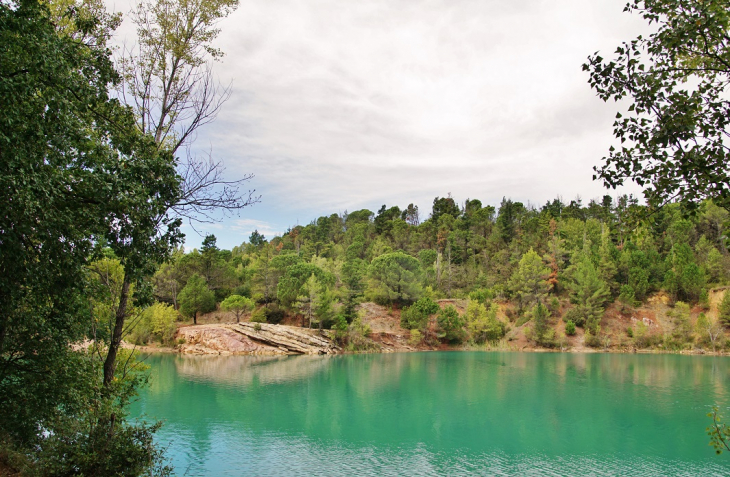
[231,322,340,355]
[177,325,287,355]
[176,323,340,355]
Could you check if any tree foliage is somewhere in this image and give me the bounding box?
[567,255,610,333]
[437,305,465,343]
[509,248,549,313]
[368,251,422,304]
[0,0,175,470]
[220,294,254,323]
[178,274,216,323]
[585,0,730,211]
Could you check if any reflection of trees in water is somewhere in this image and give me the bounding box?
[139,352,730,462]
[173,354,334,387]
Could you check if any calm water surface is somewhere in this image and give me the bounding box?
[131,352,730,476]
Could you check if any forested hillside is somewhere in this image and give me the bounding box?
[124,194,730,351]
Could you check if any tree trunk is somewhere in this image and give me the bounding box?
[103,273,130,387]
[194,310,197,325]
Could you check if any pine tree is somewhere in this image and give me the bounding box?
[567,255,610,334]
[509,248,549,313]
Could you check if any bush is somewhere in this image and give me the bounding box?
[719,291,730,326]
[250,308,267,323]
[626,326,634,338]
[565,320,576,336]
[632,321,662,348]
[699,288,710,310]
[468,288,494,305]
[547,296,561,317]
[344,315,376,351]
[668,301,693,345]
[129,303,178,345]
[563,307,585,327]
[529,302,553,346]
[400,297,440,330]
[437,305,466,343]
[515,313,530,327]
[409,329,422,346]
[466,301,506,343]
[584,329,602,348]
[619,284,637,308]
[264,307,285,324]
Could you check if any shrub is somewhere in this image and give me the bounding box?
[468,288,494,305]
[529,302,553,346]
[720,291,730,326]
[619,284,637,308]
[515,313,530,327]
[344,315,376,351]
[437,305,466,343]
[563,307,584,327]
[547,296,561,317]
[250,308,267,323]
[699,288,710,310]
[466,301,506,343]
[626,326,634,338]
[129,303,178,345]
[668,301,693,345]
[584,328,602,348]
[400,297,440,330]
[264,307,285,324]
[409,329,423,346]
[565,320,576,336]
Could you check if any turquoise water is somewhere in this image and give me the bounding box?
[132,352,730,475]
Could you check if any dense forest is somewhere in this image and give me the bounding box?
[124,194,730,350]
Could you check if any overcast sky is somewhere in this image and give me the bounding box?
[109,0,649,250]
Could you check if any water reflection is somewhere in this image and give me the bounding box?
[134,352,730,476]
[173,354,334,387]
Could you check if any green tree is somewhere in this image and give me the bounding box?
[277,263,334,309]
[509,248,549,313]
[122,0,239,152]
[585,0,730,212]
[340,258,366,323]
[466,301,505,344]
[249,229,267,247]
[719,291,730,327]
[695,312,724,352]
[220,294,254,323]
[0,0,172,471]
[668,301,693,346]
[130,302,179,344]
[296,274,321,328]
[664,243,706,303]
[400,297,440,331]
[178,274,216,324]
[529,302,552,346]
[567,255,610,333]
[437,305,465,343]
[431,195,460,222]
[368,251,423,304]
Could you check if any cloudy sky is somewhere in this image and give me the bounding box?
[110,0,649,250]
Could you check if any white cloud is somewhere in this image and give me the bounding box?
[195,0,648,214]
[106,0,650,249]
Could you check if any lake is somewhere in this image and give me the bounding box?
[131,352,730,476]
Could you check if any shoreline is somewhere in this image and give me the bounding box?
[129,329,730,358]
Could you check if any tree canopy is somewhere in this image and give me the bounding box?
[585,0,730,212]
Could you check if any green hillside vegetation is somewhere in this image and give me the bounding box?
[140,195,730,351]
